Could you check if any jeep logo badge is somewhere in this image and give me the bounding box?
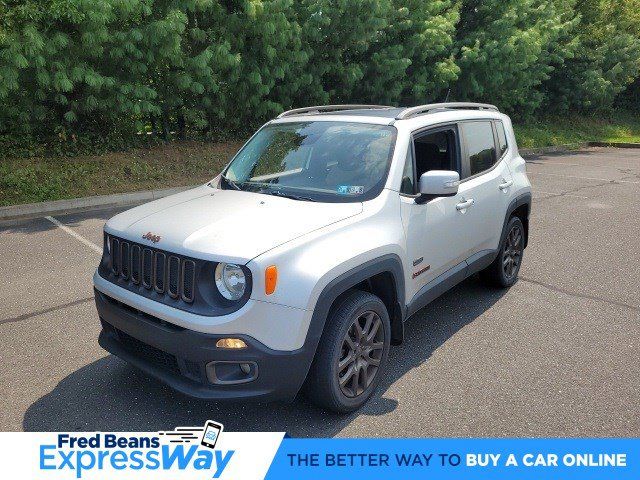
[142,232,161,243]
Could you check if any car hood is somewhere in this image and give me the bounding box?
[105,185,363,263]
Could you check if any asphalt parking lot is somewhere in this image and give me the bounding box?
[1,147,638,436]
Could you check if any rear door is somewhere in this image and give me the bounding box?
[458,120,514,256]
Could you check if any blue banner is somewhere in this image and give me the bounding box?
[266,438,639,479]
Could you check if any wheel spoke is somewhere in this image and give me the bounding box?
[514,233,522,246]
[344,334,356,351]
[354,318,363,339]
[361,312,374,338]
[365,354,380,366]
[359,363,369,391]
[338,354,353,371]
[366,318,381,343]
[339,363,356,387]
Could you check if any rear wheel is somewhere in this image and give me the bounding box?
[480,216,524,287]
[304,290,390,413]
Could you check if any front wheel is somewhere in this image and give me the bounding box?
[304,290,390,413]
[480,216,525,288]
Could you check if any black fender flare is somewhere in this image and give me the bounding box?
[295,254,406,388]
[501,192,531,248]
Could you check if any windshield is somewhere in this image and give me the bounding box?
[223,121,397,202]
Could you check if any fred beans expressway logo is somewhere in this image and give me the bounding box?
[38,422,231,479]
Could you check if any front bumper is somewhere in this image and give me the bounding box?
[95,289,314,402]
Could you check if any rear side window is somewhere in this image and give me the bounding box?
[461,121,496,177]
[495,121,508,156]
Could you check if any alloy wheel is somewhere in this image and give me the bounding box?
[337,311,385,398]
[502,224,523,278]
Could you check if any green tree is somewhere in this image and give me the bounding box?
[452,0,578,115]
[0,0,160,144]
[293,0,391,105]
[544,0,640,111]
[201,0,309,132]
[354,0,460,105]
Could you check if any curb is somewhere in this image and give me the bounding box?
[520,142,589,157]
[588,141,640,149]
[520,141,640,157]
[0,186,194,227]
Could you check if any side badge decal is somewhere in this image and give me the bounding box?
[412,264,430,279]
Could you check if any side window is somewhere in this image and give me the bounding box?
[495,121,508,156]
[461,121,497,177]
[413,128,458,181]
[400,144,415,194]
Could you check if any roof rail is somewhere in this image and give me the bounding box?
[277,104,395,118]
[395,102,499,120]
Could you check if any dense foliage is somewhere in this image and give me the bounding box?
[0,0,638,156]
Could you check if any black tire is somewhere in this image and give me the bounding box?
[304,290,391,413]
[480,216,525,288]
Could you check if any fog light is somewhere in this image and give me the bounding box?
[240,363,251,374]
[216,338,247,349]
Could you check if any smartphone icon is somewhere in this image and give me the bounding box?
[200,420,223,449]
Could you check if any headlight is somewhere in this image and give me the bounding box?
[214,263,246,301]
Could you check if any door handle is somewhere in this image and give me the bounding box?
[499,179,513,190]
[456,198,475,211]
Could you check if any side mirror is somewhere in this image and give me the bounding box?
[417,170,460,203]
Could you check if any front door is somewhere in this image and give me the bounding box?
[400,125,474,302]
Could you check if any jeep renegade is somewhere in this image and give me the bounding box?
[94,103,532,412]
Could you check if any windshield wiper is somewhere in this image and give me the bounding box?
[259,189,317,202]
[221,174,242,190]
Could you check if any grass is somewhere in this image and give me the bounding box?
[0,140,243,207]
[513,113,640,149]
[1,113,638,207]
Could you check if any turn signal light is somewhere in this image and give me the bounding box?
[265,265,278,295]
[216,338,247,349]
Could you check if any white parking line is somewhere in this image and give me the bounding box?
[45,216,102,255]
[527,172,640,184]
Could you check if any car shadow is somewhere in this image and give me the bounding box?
[523,148,593,162]
[23,277,506,436]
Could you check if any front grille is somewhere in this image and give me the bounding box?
[111,237,120,274]
[120,241,130,279]
[142,248,153,288]
[114,327,180,375]
[131,245,141,284]
[100,234,251,316]
[153,252,166,293]
[168,256,180,298]
[182,260,195,303]
[106,235,197,303]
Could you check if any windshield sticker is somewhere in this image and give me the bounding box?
[337,185,365,195]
